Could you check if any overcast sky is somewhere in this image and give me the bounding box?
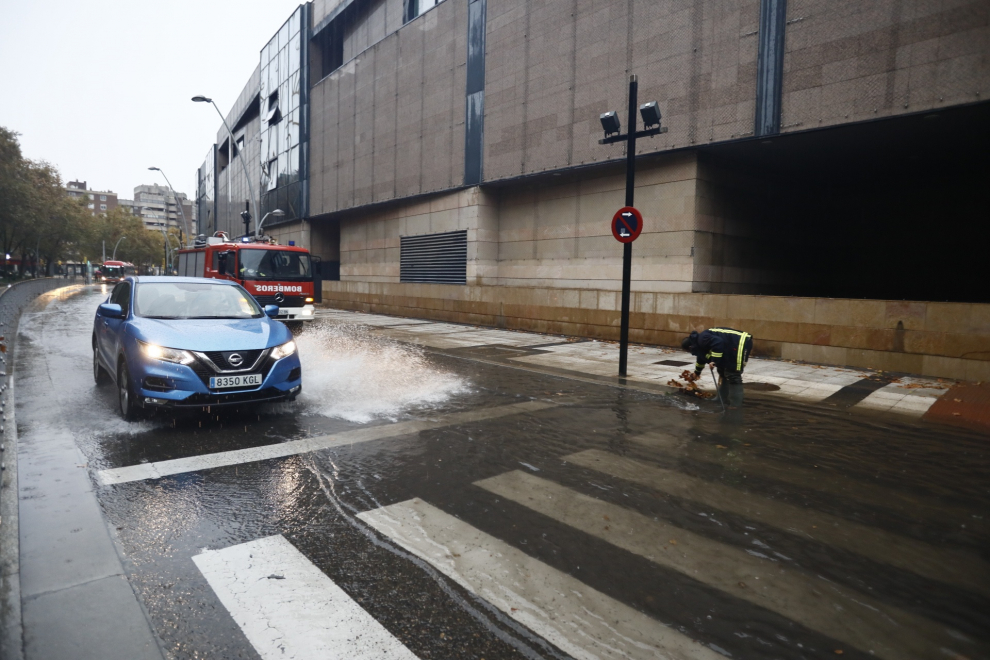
[0,0,304,200]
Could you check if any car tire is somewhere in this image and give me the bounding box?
[93,343,109,386]
[117,360,138,421]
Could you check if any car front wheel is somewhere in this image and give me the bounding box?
[93,344,109,386]
[117,360,138,421]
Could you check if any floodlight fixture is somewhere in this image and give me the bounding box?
[639,101,661,128]
[600,111,621,136]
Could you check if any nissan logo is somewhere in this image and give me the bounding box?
[227,353,244,367]
[274,292,285,303]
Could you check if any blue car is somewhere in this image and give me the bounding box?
[93,276,302,420]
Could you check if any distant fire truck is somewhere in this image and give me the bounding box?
[176,232,317,322]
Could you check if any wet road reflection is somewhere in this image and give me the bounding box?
[14,286,990,660]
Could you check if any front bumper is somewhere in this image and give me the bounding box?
[275,305,316,321]
[133,351,302,410]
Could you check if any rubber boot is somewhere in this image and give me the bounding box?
[726,382,744,408]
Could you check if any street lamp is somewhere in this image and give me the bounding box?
[112,236,127,260]
[599,75,666,377]
[192,95,260,238]
[256,209,285,239]
[148,167,190,244]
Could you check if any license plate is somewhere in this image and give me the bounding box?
[209,374,262,389]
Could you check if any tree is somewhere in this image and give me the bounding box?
[0,127,31,270]
[82,208,170,270]
[0,125,179,277]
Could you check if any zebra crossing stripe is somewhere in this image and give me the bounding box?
[97,400,554,485]
[474,470,976,660]
[565,449,988,594]
[192,535,418,660]
[630,430,980,533]
[357,499,726,660]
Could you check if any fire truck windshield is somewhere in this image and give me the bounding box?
[237,249,312,281]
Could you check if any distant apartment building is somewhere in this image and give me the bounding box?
[133,184,195,237]
[65,180,117,215]
[117,198,138,216]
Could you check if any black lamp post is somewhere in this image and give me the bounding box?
[599,75,666,377]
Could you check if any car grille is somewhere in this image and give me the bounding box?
[203,350,265,371]
[189,352,276,388]
[253,294,307,307]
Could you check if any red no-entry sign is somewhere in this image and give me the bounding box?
[611,206,643,243]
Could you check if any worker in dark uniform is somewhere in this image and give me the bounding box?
[681,327,753,407]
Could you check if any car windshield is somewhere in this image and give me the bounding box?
[104,266,123,276]
[133,282,263,319]
[238,249,311,281]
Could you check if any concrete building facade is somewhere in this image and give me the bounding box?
[196,0,990,380]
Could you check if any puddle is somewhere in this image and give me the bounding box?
[294,321,469,423]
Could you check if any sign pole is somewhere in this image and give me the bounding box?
[619,75,638,377]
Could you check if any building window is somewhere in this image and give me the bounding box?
[265,92,281,125]
[405,0,440,23]
[313,21,343,78]
[88,203,95,209]
[100,204,107,210]
[100,195,106,201]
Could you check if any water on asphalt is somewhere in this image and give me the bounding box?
[14,286,990,660]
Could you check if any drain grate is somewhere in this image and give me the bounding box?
[655,360,691,366]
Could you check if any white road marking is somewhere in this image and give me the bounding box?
[193,535,418,660]
[565,449,989,594]
[475,470,975,660]
[358,499,725,660]
[97,401,553,485]
[630,430,981,532]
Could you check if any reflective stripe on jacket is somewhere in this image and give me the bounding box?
[693,327,751,373]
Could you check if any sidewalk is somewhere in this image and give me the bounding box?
[313,307,987,433]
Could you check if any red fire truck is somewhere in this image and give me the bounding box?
[176,232,317,322]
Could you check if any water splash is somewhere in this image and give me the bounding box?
[294,320,469,423]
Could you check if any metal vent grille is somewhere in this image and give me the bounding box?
[400,230,467,284]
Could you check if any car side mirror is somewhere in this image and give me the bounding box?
[264,304,279,318]
[98,303,125,319]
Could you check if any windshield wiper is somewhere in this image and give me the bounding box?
[186,316,257,319]
[142,315,181,319]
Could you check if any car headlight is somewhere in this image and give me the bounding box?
[138,340,195,365]
[304,297,314,303]
[271,340,296,360]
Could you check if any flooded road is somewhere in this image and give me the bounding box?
[14,286,990,659]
